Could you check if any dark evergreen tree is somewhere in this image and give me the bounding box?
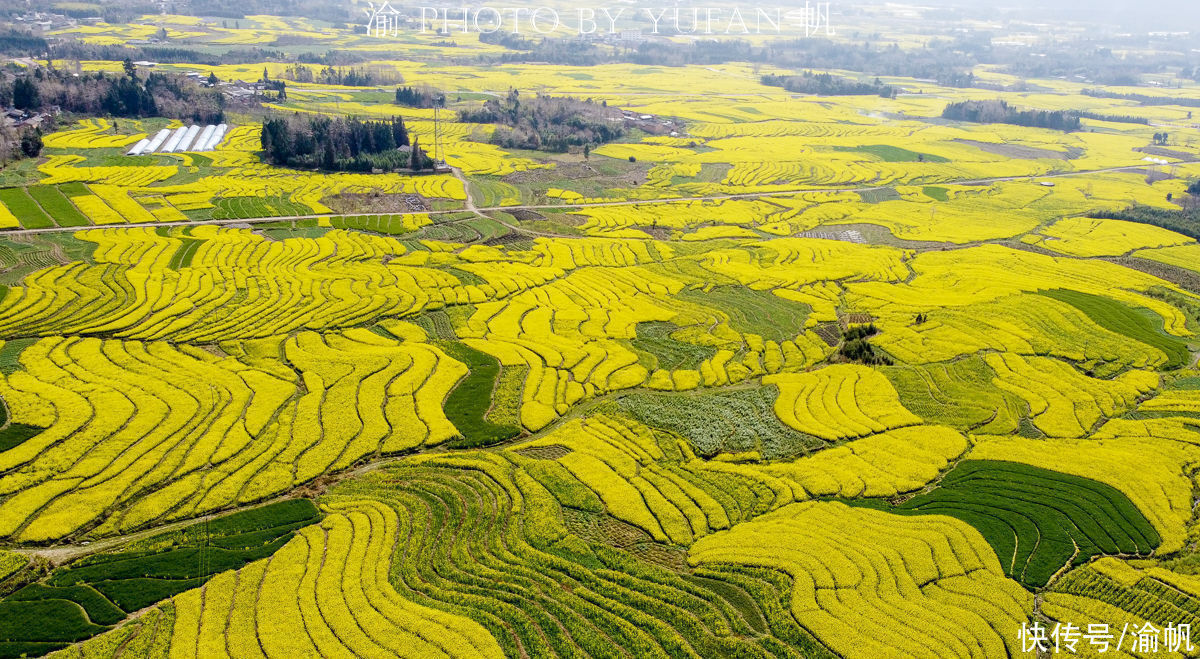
[760,71,894,96]
[258,114,414,172]
[102,75,157,116]
[941,99,1081,131]
[322,140,335,170]
[395,86,440,108]
[19,129,41,157]
[12,76,39,110]
[409,137,422,171]
[3,67,221,121]
[391,116,408,147]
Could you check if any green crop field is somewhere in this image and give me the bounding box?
[0,500,318,655]
[438,340,523,447]
[0,188,54,229]
[884,356,1025,433]
[833,144,951,163]
[857,460,1160,587]
[25,187,88,228]
[1039,288,1191,369]
[630,321,719,371]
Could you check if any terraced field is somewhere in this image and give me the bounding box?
[1038,288,1191,369]
[867,461,1160,587]
[690,501,1033,658]
[0,499,319,656]
[3,10,1200,659]
[0,202,1198,656]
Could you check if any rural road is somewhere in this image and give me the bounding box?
[2,158,1197,238]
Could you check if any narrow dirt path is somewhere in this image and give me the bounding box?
[451,165,570,239]
[8,494,299,565]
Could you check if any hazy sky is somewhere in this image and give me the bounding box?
[850,0,1200,31]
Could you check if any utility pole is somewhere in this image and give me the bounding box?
[433,96,446,170]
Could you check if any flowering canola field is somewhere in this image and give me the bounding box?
[6,31,1200,659]
[2,210,1199,657]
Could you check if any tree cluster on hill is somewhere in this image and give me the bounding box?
[997,47,1150,87]
[838,323,891,365]
[291,50,370,66]
[633,38,974,83]
[760,72,895,97]
[16,0,161,24]
[0,29,47,56]
[47,41,288,67]
[183,0,350,22]
[479,31,537,51]
[276,63,396,86]
[259,76,287,99]
[260,114,432,172]
[0,0,155,23]
[839,339,892,365]
[0,61,224,123]
[1089,204,1200,241]
[11,40,366,70]
[842,323,879,341]
[1074,110,1149,125]
[495,40,610,67]
[457,90,625,153]
[941,99,1081,131]
[395,86,442,109]
[1083,88,1200,108]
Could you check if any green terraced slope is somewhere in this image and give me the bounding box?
[858,460,1160,587]
[1039,289,1190,369]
